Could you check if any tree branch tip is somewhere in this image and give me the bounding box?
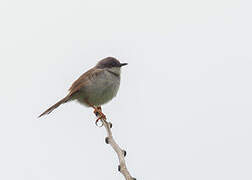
[105,137,109,144]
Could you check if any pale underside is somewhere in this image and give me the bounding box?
[69,67,121,106]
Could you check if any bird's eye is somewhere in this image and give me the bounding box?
[112,62,116,66]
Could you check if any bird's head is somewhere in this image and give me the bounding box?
[96,57,128,75]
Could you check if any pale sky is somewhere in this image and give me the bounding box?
[0,0,252,180]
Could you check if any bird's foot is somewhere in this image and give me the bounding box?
[93,106,102,117]
[95,114,106,127]
[84,100,106,127]
[93,106,106,127]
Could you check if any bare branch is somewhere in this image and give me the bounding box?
[100,119,136,180]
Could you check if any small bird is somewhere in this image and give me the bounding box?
[38,57,128,125]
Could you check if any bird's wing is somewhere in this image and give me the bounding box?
[68,67,103,96]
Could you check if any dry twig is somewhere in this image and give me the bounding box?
[99,118,136,180]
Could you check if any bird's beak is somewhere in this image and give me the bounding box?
[120,63,128,67]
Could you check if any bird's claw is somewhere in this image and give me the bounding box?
[93,106,106,127]
[95,114,106,127]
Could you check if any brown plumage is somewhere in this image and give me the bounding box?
[38,57,127,120]
[68,68,103,96]
[38,95,71,117]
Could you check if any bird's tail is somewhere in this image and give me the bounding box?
[38,96,71,118]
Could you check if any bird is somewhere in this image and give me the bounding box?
[38,57,128,125]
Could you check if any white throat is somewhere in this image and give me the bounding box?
[106,67,121,76]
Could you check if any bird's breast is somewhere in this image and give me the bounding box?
[77,70,120,106]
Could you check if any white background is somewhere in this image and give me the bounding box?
[0,0,252,179]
